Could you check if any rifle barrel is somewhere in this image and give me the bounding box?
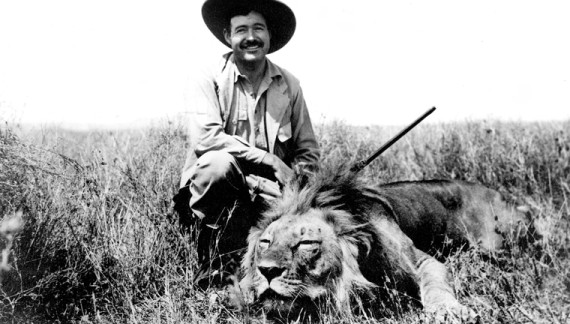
[351,107,436,173]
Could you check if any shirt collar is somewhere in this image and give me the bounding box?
[228,53,282,84]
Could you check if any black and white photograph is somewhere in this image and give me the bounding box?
[1,0,569,323]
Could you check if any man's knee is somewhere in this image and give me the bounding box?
[192,151,238,183]
[188,151,247,222]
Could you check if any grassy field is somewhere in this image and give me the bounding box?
[1,118,569,323]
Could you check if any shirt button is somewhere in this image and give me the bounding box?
[232,120,237,125]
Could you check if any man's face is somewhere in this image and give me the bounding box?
[224,11,271,66]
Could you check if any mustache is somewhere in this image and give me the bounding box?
[240,39,264,49]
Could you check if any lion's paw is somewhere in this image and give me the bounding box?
[427,303,479,323]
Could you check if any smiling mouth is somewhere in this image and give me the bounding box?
[241,40,263,52]
[243,46,261,52]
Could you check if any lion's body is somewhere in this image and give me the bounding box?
[239,166,533,320]
[375,180,526,254]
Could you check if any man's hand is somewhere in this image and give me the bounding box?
[246,175,281,200]
[261,153,293,185]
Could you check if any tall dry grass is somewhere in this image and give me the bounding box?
[0,118,569,323]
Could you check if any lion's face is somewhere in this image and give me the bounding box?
[247,210,340,311]
[240,207,375,316]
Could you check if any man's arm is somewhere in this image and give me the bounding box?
[180,63,269,187]
[190,69,295,185]
[289,86,320,170]
[260,152,293,185]
[187,66,267,164]
[261,84,319,185]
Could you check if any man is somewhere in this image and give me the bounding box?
[174,0,319,286]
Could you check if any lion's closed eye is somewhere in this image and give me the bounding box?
[297,240,321,249]
[259,238,270,249]
[297,240,321,257]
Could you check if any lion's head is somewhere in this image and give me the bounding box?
[239,166,386,318]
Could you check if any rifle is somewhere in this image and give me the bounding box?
[351,107,436,173]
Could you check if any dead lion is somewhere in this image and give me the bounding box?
[239,164,536,321]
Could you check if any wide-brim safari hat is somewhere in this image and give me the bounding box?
[202,0,296,54]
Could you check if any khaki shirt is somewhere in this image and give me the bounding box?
[180,53,320,187]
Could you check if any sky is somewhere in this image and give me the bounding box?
[0,0,569,129]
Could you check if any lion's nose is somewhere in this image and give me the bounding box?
[258,263,286,283]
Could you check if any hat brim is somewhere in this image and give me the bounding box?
[202,0,296,54]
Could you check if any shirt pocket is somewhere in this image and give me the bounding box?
[277,122,292,142]
[238,107,248,121]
